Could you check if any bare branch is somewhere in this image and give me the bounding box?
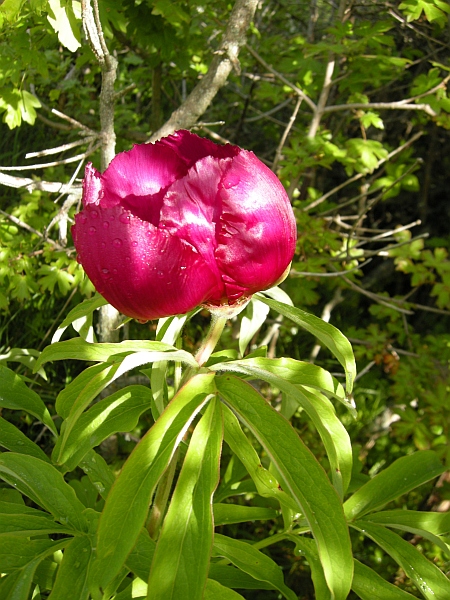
[0,209,62,249]
[0,172,81,194]
[25,138,97,159]
[149,0,259,142]
[245,44,317,113]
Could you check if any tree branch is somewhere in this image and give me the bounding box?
[148,0,259,142]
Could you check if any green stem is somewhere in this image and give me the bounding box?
[194,314,228,367]
[146,313,227,540]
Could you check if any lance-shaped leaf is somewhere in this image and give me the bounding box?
[353,521,450,599]
[222,404,298,512]
[91,373,217,592]
[52,293,107,342]
[48,535,94,600]
[0,453,88,532]
[213,504,278,526]
[0,365,57,435]
[284,534,332,600]
[214,361,352,497]
[239,297,270,356]
[79,449,115,500]
[208,565,276,591]
[0,417,50,462]
[352,559,420,599]
[344,451,445,521]
[148,398,223,600]
[256,294,356,394]
[0,502,72,536]
[34,338,196,370]
[0,536,68,600]
[216,375,353,600]
[53,385,152,469]
[204,579,245,599]
[212,534,297,600]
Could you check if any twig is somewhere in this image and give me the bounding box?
[310,288,344,361]
[305,131,424,213]
[273,97,302,170]
[291,258,372,278]
[245,44,317,113]
[0,142,101,171]
[149,0,259,142]
[0,209,61,249]
[0,172,81,194]
[25,137,97,159]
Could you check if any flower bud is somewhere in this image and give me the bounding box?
[72,130,296,321]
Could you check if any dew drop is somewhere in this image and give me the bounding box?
[125,256,131,262]
[223,176,240,189]
[90,210,99,219]
[103,221,109,229]
[159,248,165,254]
[76,255,82,264]
[100,242,106,249]
[157,270,164,278]
[113,238,123,248]
[119,213,130,224]
[74,561,80,568]
[101,268,109,278]
[112,268,117,275]
[137,318,148,324]
[88,226,96,235]
[180,266,187,270]
[79,215,87,224]
[131,240,138,247]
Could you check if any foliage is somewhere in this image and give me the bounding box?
[1,0,450,598]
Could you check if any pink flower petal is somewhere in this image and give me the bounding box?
[159,130,238,165]
[214,151,297,299]
[72,204,218,321]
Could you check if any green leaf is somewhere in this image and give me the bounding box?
[353,521,450,599]
[0,537,68,600]
[366,509,450,536]
[222,404,298,512]
[213,534,297,600]
[52,294,107,343]
[204,579,245,599]
[344,451,445,521]
[47,535,93,600]
[256,295,356,394]
[0,0,26,22]
[239,298,270,356]
[214,360,352,497]
[213,503,278,525]
[35,338,197,370]
[0,416,50,462]
[0,365,57,435]
[0,453,88,532]
[365,509,450,556]
[78,450,115,500]
[91,373,217,591]
[53,385,152,469]
[216,375,353,600]
[0,506,71,537]
[125,529,156,581]
[208,565,276,590]
[148,398,223,600]
[47,0,81,52]
[284,535,332,600]
[352,559,418,599]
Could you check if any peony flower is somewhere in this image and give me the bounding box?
[72,130,296,321]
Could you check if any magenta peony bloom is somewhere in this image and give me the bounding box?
[72,131,296,321]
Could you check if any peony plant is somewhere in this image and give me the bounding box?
[1,131,447,600]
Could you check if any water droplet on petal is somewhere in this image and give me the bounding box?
[113,238,123,248]
[223,176,240,189]
[76,255,82,264]
[131,241,138,247]
[137,318,148,324]
[91,210,99,219]
[88,226,96,235]
[112,268,117,274]
[157,270,164,278]
[180,266,186,270]
[103,221,109,229]
[101,242,106,248]
[125,256,131,262]
[79,215,87,224]
[101,268,110,278]
[119,213,130,224]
